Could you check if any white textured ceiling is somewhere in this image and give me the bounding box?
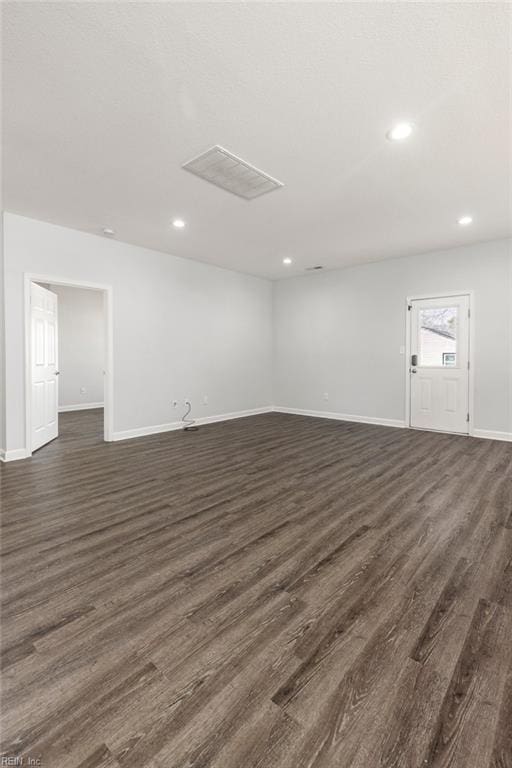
[3,2,511,279]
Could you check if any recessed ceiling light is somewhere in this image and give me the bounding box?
[387,122,414,141]
[102,227,115,237]
[283,257,292,265]
[172,219,186,229]
[458,215,473,226]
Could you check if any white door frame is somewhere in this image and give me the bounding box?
[24,273,114,456]
[404,290,475,436]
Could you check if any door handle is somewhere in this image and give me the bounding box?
[411,368,417,374]
[411,354,418,366]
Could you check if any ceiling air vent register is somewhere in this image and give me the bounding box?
[182,145,284,200]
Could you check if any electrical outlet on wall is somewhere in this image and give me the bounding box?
[80,387,86,395]
[202,395,208,406]
[323,392,329,401]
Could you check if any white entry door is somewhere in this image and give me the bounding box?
[409,295,470,434]
[31,283,59,451]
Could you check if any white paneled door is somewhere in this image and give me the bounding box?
[31,282,59,451]
[409,295,470,434]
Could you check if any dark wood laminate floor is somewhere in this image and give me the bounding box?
[1,409,512,768]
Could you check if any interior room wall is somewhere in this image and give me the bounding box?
[48,284,105,410]
[3,213,511,458]
[3,213,273,454]
[273,238,512,438]
[0,212,5,457]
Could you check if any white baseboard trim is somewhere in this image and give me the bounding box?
[194,406,272,426]
[6,405,507,458]
[274,407,512,441]
[113,422,183,441]
[273,406,406,430]
[473,428,512,442]
[112,406,273,442]
[0,448,31,462]
[59,402,104,413]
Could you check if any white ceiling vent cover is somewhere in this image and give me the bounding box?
[182,145,284,200]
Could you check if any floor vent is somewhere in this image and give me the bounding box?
[182,145,284,200]
[306,265,324,271]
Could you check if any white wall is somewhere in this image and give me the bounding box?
[47,285,105,409]
[0,212,5,456]
[3,213,511,456]
[3,213,273,453]
[273,238,512,437]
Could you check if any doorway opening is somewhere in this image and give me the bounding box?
[405,292,473,436]
[24,275,113,457]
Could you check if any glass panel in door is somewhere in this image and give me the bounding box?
[417,306,458,367]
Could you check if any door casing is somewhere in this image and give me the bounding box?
[24,273,114,458]
[404,291,474,436]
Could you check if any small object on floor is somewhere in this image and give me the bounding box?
[182,400,199,431]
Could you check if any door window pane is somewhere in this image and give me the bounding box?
[418,307,457,367]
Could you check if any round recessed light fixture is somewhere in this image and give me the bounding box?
[172,218,186,229]
[387,122,414,141]
[458,215,473,226]
[102,227,115,237]
[283,257,292,265]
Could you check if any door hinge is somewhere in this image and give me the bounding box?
[468,308,471,318]
[466,413,470,422]
[467,361,470,370]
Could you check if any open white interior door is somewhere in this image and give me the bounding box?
[409,295,470,435]
[31,282,59,451]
